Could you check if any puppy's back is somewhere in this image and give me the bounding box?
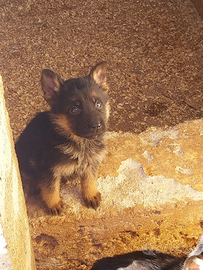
[15,112,56,175]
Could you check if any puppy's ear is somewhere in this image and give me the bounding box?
[41,69,64,106]
[90,61,108,91]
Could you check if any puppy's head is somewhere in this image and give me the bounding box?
[184,255,203,270]
[41,62,110,139]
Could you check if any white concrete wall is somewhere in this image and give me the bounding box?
[0,76,36,270]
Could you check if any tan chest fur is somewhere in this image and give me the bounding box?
[52,142,106,181]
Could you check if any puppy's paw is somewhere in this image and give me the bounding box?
[49,200,64,215]
[84,192,101,210]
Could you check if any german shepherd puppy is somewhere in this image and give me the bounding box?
[91,233,203,270]
[15,62,110,214]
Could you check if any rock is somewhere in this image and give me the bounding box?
[27,119,203,270]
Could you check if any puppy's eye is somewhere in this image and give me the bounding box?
[95,100,102,109]
[70,106,80,115]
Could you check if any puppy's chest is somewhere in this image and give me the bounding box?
[54,140,106,178]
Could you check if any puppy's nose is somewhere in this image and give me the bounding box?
[91,123,101,130]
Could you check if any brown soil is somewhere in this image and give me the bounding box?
[0,0,203,141]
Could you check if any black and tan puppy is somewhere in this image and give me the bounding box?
[15,62,110,214]
[91,233,203,270]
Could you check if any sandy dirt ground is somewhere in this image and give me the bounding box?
[0,0,203,141]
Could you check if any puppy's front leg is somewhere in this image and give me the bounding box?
[39,176,63,214]
[81,168,101,210]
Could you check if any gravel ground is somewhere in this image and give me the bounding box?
[1,0,203,141]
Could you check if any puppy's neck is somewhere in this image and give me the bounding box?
[50,112,104,143]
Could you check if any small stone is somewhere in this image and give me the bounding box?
[175,166,193,175]
[142,150,154,161]
[173,147,184,157]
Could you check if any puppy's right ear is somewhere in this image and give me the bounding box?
[41,69,64,106]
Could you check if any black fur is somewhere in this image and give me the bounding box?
[90,234,203,270]
[90,251,186,270]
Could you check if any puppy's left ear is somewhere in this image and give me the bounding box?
[90,61,108,91]
[41,69,64,106]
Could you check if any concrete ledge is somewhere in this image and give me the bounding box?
[29,201,203,270]
[27,119,203,269]
[0,76,36,270]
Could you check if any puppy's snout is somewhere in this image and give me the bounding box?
[90,122,101,130]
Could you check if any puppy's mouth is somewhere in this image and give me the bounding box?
[82,133,104,140]
[81,129,105,139]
